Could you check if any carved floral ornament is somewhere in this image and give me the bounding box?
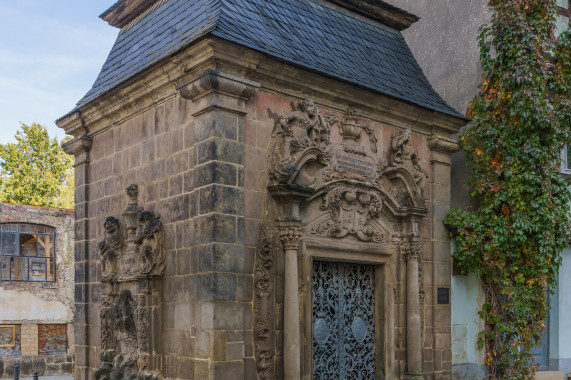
[268,99,430,243]
[253,226,277,379]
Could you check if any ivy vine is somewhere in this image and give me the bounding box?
[444,0,571,378]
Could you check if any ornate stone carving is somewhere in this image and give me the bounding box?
[311,186,387,243]
[389,128,428,190]
[135,211,165,276]
[338,107,378,155]
[100,294,117,364]
[96,290,139,380]
[99,217,124,280]
[269,98,331,183]
[253,225,276,379]
[113,290,137,339]
[96,184,164,380]
[280,227,302,250]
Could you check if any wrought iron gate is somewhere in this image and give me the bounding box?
[312,261,376,379]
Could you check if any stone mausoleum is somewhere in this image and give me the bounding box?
[57,0,467,379]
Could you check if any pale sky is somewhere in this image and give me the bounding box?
[0,0,118,144]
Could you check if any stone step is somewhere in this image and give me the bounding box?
[535,371,564,380]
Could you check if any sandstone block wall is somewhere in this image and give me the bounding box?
[60,38,463,380]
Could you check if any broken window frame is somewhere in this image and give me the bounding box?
[0,223,56,282]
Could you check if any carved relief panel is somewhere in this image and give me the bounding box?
[95,184,164,380]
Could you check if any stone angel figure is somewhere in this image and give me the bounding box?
[269,98,331,182]
[98,217,124,279]
[274,98,330,160]
[389,128,428,190]
[135,210,165,275]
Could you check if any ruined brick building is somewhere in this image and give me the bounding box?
[0,203,75,377]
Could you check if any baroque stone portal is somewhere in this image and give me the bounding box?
[95,184,164,380]
[265,99,429,380]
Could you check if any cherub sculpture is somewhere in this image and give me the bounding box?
[390,128,428,190]
[135,211,164,275]
[98,216,124,279]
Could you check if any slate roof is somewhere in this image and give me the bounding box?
[62,0,465,120]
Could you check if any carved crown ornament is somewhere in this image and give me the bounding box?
[267,99,429,243]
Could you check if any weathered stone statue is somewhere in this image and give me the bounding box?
[99,216,124,279]
[390,128,428,190]
[135,210,164,275]
[269,98,330,182]
[277,98,329,153]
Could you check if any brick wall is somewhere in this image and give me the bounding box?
[0,203,75,376]
[20,325,38,356]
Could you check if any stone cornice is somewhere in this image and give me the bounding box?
[428,135,460,155]
[176,69,260,101]
[62,135,93,166]
[56,37,467,139]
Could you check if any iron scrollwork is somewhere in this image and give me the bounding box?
[313,261,376,379]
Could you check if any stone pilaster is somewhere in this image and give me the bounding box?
[428,135,459,377]
[278,225,302,380]
[177,70,260,380]
[63,135,93,380]
[402,229,424,380]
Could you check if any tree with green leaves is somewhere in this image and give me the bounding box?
[445,0,570,378]
[0,123,74,209]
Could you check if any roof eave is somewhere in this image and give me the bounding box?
[325,0,419,30]
[100,0,161,28]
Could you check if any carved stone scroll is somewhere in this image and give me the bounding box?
[253,225,276,379]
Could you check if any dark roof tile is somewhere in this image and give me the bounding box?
[61,0,465,121]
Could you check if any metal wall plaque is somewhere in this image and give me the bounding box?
[313,261,376,379]
[437,288,450,305]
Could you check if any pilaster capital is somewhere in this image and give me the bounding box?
[63,135,93,167]
[401,241,422,262]
[428,135,460,166]
[176,69,260,116]
[279,227,302,251]
[427,135,460,155]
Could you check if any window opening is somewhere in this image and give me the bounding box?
[0,223,56,282]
